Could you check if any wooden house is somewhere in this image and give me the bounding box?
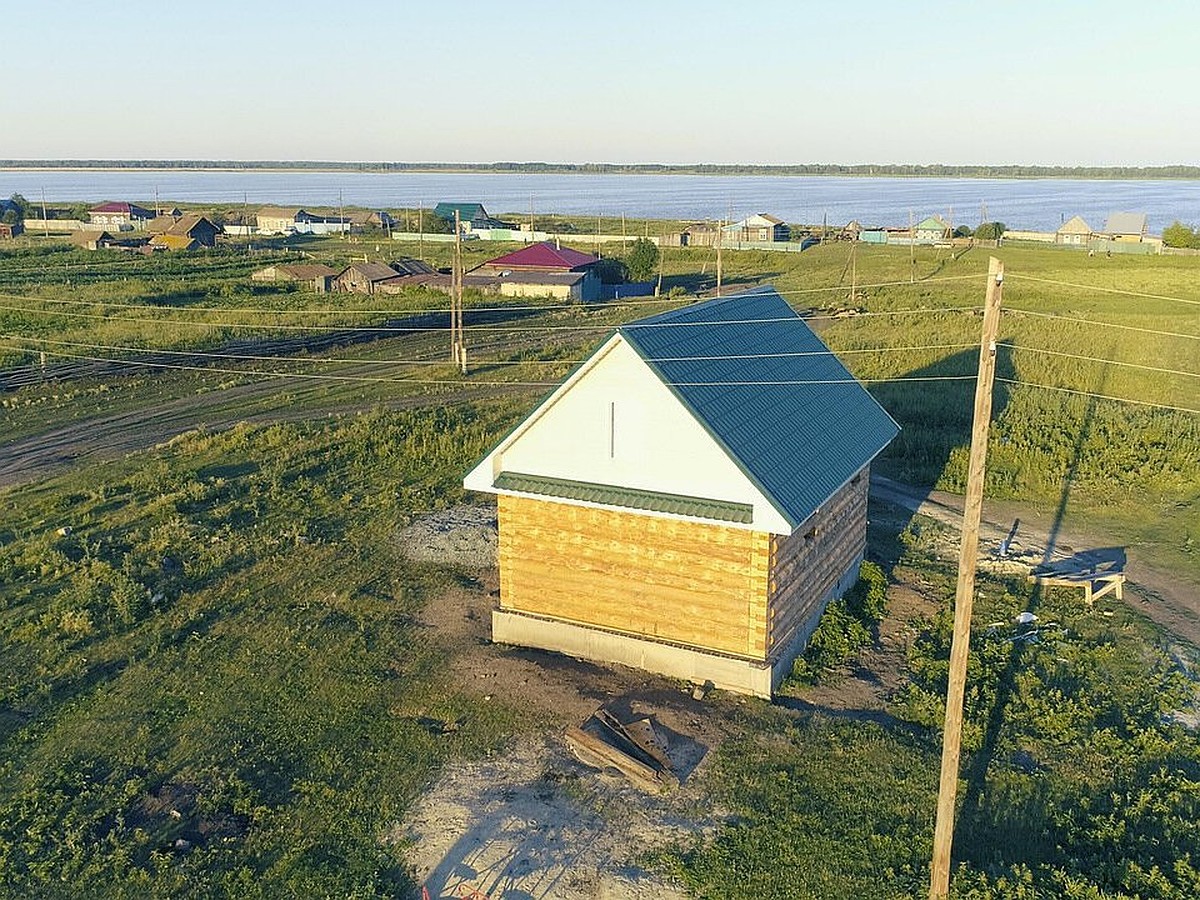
[333,261,403,294]
[147,213,222,247]
[250,263,339,283]
[256,207,317,234]
[914,215,952,244]
[723,213,790,244]
[662,222,720,248]
[1102,212,1148,242]
[464,286,899,697]
[1056,215,1093,246]
[473,241,602,301]
[88,201,154,230]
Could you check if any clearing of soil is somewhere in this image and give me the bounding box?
[399,567,746,900]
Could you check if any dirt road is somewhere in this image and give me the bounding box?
[871,474,1200,648]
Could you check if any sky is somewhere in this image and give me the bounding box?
[3,1,1197,166]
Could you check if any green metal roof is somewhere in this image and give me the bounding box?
[494,472,754,524]
[620,286,899,529]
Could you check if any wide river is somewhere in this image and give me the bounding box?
[2,170,1199,233]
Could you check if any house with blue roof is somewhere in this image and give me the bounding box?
[464,286,899,696]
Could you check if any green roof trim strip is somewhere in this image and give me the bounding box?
[495,472,754,524]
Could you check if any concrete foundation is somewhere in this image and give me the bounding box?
[491,550,865,699]
[492,608,776,697]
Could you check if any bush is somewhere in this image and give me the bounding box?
[1163,220,1200,249]
[789,561,889,683]
[624,238,659,281]
[975,221,1007,240]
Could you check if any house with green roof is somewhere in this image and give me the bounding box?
[432,202,516,232]
[464,286,899,696]
[915,215,952,244]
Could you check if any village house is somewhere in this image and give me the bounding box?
[332,261,404,294]
[250,263,339,283]
[723,213,790,244]
[147,213,223,248]
[472,241,602,301]
[661,222,720,248]
[464,286,899,697]
[88,201,154,230]
[433,202,517,232]
[148,233,200,252]
[255,207,320,234]
[914,215,952,244]
[1056,215,1093,246]
[1102,212,1148,242]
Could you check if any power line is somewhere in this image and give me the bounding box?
[995,342,1200,379]
[1007,272,1200,307]
[1005,308,1200,342]
[3,334,979,367]
[0,301,982,333]
[0,273,987,317]
[996,377,1200,415]
[0,342,980,388]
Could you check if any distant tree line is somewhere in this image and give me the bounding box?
[4,160,1200,179]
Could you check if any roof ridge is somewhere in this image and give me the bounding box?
[621,284,781,328]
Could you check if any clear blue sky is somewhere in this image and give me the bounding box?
[4,1,1197,166]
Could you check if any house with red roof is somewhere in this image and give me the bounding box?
[472,241,602,301]
[88,202,154,230]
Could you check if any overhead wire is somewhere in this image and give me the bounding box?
[994,342,1200,379]
[1004,308,1200,341]
[995,378,1200,415]
[0,342,979,388]
[2,334,980,367]
[0,272,988,318]
[1006,273,1200,307]
[0,301,983,333]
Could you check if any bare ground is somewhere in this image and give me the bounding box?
[871,475,1200,649]
[395,571,752,900]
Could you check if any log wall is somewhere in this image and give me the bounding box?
[766,467,870,657]
[497,495,770,658]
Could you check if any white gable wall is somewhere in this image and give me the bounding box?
[464,335,792,533]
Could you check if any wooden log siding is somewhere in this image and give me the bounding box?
[766,468,870,657]
[497,495,770,658]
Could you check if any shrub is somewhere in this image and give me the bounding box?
[789,561,889,684]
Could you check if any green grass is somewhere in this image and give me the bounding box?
[658,514,1200,899]
[0,405,534,897]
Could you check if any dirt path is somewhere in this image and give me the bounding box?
[871,474,1200,649]
[0,377,534,489]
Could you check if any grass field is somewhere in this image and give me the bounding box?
[2,232,1200,896]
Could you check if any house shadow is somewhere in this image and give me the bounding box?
[864,342,1017,575]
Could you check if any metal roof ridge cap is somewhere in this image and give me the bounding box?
[621,283,784,329]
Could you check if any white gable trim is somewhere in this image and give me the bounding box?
[464,334,793,534]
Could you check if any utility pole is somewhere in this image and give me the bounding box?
[40,187,48,237]
[929,257,1005,900]
[154,186,160,218]
[849,239,858,305]
[451,210,466,374]
[909,208,916,283]
[655,228,665,297]
[339,190,345,240]
[418,200,424,262]
[715,218,723,297]
[529,193,534,239]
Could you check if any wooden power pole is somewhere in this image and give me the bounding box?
[451,210,466,374]
[928,256,1004,899]
[715,219,723,298]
